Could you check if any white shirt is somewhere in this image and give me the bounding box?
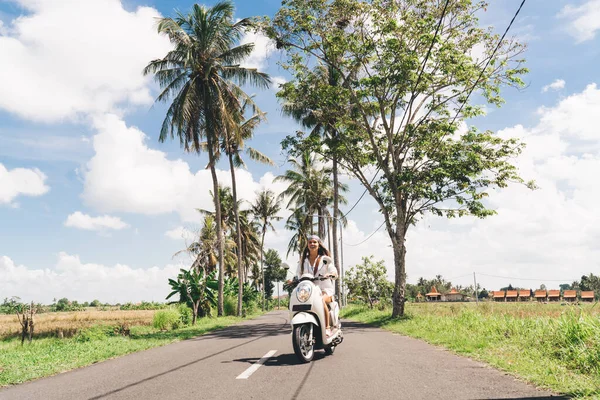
[296,256,338,295]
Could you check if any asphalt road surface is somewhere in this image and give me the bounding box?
[0,311,567,400]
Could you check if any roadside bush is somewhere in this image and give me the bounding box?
[120,301,168,311]
[153,310,181,330]
[75,325,110,342]
[177,304,192,326]
[224,295,237,316]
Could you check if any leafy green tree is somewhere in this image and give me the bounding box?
[54,298,70,312]
[267,0,532,316]
[346,256,393,309]
[1,296,24,314]
[263,249,287,300]
[90,299,101,307]
[250,189,282,301]
[144,1,270,316]
[167,268,213,324]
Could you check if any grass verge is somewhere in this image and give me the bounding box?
[341,303,600,399]
[0,314,258,387]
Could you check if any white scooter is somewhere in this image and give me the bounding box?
[289,257,343,363]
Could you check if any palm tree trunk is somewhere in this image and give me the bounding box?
[318,207,326,240]
[228,153,244,317]
[205,113,224,317]
[332,154,341,300]
[260,227,266,311]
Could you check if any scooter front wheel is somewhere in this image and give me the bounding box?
[292,323,314,363]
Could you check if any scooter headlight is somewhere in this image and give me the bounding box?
[296,282,312,303]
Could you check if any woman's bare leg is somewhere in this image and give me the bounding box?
[322,292,332,330]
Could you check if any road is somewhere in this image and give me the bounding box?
[0,311,566,400]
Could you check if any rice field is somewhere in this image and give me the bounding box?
[0,309,156,339]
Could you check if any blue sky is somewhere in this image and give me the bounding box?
[1,0,599,303]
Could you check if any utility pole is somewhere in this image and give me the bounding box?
[473,272,479,305]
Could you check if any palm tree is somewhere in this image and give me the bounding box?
[143,1,270,316]
[198,186,239,278]
[276,151,345,239]
[239,209,262,284]
[284,208,311,259]
[279,44,349,299]
[222,100,273,316]
[174,215,218,276]
[250,189,282,309]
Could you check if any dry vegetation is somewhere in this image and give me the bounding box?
[411,301,600,318]
[0,309,156,339]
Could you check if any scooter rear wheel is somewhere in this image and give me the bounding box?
[292,323,314,363]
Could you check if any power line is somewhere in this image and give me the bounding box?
[343,220,386,246]
[451,0,527,124]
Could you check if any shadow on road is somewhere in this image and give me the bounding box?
[87,316,289,399]
[230,351,326,367]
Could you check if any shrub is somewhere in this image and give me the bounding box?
[224,295,237,316]
[75,326,110,342]
[177,304,192,326]
[153,310,181,330]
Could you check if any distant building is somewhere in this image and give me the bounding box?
[416,293,424,303]
[581,291,595,302]
[563,290,577,302]
[426,287,442,302]
[505,290,518,302]
[547,290,560,302]
[492,291,505,302]
[518,290,531,301]
[534,290,547,302]
[445,288,465,302]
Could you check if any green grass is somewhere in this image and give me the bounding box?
[0,314,256,387]
[341,302,600,399]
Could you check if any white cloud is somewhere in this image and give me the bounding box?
[239,29,277,70]
[64,211,129,231]
[82,114,288,222]
[0,253,182,304]
[400,83,600,290]
[165,226,196,242]
[558,0,600,43]
[0,163,49,205]
[541,79,565,93]
[271,76,287,92]
[0,0,171,122]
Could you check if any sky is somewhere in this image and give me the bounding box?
[1,0,599,304]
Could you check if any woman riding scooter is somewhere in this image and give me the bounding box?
[296,235,338,337]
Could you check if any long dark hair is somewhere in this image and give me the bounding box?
[300,242,330,274]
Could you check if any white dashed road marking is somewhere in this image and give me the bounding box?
[236,350,277,380]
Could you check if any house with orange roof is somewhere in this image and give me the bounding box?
[445,288,465,302]
[581,291,595,302]
[518,290,531,302]
[426,287,442,301]
[492,290,505,302]
[416,293,424,302]
[534,290,547,302]
[563,290,577,302]
[505,290,518,302]
[547,290,560,302]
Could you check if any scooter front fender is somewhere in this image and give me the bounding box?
[290,312,319,327]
